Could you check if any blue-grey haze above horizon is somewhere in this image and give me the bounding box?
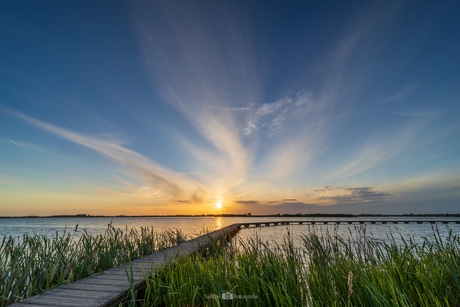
[0,1,459,216]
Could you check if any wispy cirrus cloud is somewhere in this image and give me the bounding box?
[5,2,425,214]
[385,83,418,102]
[130,1,409,201]
[394,109,445,118]
[10,110,210,203]
[133,1,259,200]
[9,139,26,149]
[242,92,318,138]
[249,92,328,182]
[330,123,421,179]
[132,2,332,198]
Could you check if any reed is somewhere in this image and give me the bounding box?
[0,224,187,306]
[127,226,459,306]
[303,225,460,306]
[2,224,458,306]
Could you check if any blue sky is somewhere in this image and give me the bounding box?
[1,1,459,216]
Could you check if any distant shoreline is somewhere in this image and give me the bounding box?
[1,213,459,219]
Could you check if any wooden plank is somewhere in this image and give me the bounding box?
[9,302,63,307]
[16,294,107,306]
[100,269,142,276]
[52,276,130,292]
[31,289,116,299]
[75,278,130,287]
[61,283,125,293]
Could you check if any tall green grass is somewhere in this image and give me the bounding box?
[2,224,458,306]
[127,226,460,306]
[303,225,460,306]
[0,224,187,306]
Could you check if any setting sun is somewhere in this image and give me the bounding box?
[216,201,223,209]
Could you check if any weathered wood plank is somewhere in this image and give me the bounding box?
[16,294,107,306]
[8,302,62,307]
[74,278,130,287]
[60,283,124,293]
[30,289,115,299]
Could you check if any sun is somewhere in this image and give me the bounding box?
[216,201,223,209]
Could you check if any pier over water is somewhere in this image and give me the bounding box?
[240,219,460,228]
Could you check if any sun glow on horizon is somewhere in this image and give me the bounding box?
[216,201,223,209]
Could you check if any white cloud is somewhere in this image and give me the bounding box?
[11,111,210,202]
[133,1,260,201]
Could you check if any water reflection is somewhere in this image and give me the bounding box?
[216,216,223,230]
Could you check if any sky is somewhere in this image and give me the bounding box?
[1,1,459,216]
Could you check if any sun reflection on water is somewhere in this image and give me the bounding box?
[216,216,223,230]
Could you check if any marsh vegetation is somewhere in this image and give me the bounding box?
[1,224,459,306]
[127,226,460,306]
[0,224,187,306]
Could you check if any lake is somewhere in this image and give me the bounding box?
[1,216,459,247]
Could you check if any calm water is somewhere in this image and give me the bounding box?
[1,216,459,247]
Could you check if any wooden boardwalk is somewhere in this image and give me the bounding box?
[10,219,458,306]
[11,224,242,307]
[240,219,460,228]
